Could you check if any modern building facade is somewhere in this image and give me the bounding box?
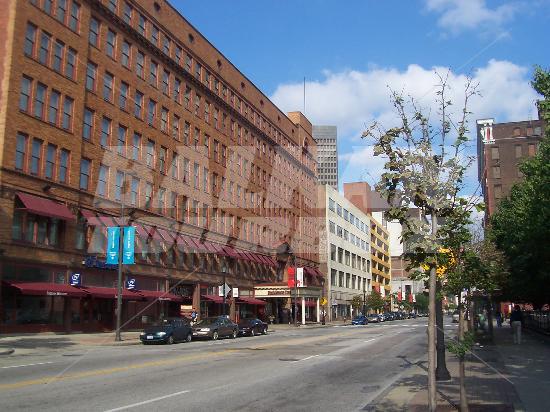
[318,185,371,321]
[343,182,391,299]
[312,125,338,190]
[477,115,545,219]
[0,0,320,333]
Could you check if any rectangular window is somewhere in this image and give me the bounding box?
[69,2,80,31]
[138,14,146,36]
[15,133,28,171]
[491,146,499,160]
[160,107,168,132]
[170,192,177,219]
[130,177,139,206]
[172,114,180,140]
[183,121,190,145]
[117,125,126,156]
[493,165,501,179]
[149,61,158,86]
[65,48,76,79]
[19,77,32,112]
[48,90,60,125]
[59,149,69,183]
[193,162,199,189]
[204,134,210,157]
[122,2,132,24]
[162,70,169,95]
[82,107,93,140]
[62,96,73,130]
[194,93,201,117]
[528,143,536,156]
[146,139,155,168]
[89,17,99,46]
[30,138,43,175]
[171,153,179,179]
[106,29,116,58]
[98,164,108,197]
[147,99,156,126]
[184,86,191,109]
[157,187,165,213]
[144,182,153,209]
[173,78,181,103]
[132,132,141,160]
[79,158,91,190]
[159,146,167,174]
[86,61,97,91]
[204,101,210,123]
[195,62,201,80]
[203,167,209,192]
[53,40,64,72]
[182,157,190,184]
[103,72,114,102]
[108,0,117,13]
[121,41,130,67]
[56,0,67,24]
[134,90,143,118]
[194,128,200,150]
[515,144,522,158]
[119,81,128,110]
[115,170,124,201]
[34,83,47,119]
[100,117,111,147]
[24,23,37,57]
[151,25,159,45]
[162,36,170,55]
[136,51,144,78]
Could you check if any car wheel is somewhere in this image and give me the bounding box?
[232,329,237,339]
[186,333,192,343]
[212,331,219,340]
[250,328,256,337]
[167,335,174,345]
[262,327,267,335]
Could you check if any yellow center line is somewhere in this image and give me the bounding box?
[0,348,241,391]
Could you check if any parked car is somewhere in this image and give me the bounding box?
[192,316,238,340]
[393,312,403,320]
[140,317,192,345]
[367,314,382,323]
[238,318,268,336]
[351,315,369,325]
[452,310,460,323]
[384,312,395,321]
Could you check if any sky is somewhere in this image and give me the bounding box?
[172,0,549,196]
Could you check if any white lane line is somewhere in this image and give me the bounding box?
[1,361,54,369]
[103,389,191,412]
[364,338,376,343]
[299,354,320,362]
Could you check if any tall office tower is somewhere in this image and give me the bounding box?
[313,126,338,190]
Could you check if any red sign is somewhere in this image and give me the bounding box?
[288,279,295,288]
[288,266,295,276]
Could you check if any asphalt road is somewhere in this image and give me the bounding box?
[0,318,445,411]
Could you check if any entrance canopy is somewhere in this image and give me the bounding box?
[4,281,87,297]
[238,297,267,306]
[16,192,75,221]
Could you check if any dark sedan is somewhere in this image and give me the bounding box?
[192,316,238,340]
[238,318,268,336]
[140,317,192,344]
[351,315,369,325]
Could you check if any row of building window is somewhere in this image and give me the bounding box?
[30,0,81,33]
[328,198,369,235]
[329,244,369,272]
[330,269,368,291]
[15,133,70,183]
[490,143,538,161]
[329,221,369,252]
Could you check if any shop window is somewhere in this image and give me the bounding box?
[12,209,62,247]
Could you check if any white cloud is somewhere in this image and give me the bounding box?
[425,0,519,35]
[271,59,538,195]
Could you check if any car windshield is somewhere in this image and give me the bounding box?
[195,317,219,325]
[151,319,176,327]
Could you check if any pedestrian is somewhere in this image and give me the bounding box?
[510,305,523,344]
[495,310,503,328]
[190,307,198,325]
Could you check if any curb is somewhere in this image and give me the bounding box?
[0,348,15,356]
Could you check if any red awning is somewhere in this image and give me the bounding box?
[257,255,271,265]
[237,297,266,305]
[80,209,96,219]
[209,242,226,255]
[222,246,240,259]
[157,228,175,244]
[86,215,118,227]
[5,282,88,297]
[201,294,224,304]
[138,290,182,302]
[16,192,74,221]
[82,286,144,300]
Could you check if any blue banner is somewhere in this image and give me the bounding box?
[122,226,135,265]
[125,278,137,290]
[69,273,81,286]
[106,227,120,265]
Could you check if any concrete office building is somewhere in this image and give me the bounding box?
[318,185,372,321]
[312,126,338,190]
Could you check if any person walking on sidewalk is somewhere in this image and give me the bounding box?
[510,305,524,344]
[495,310,503,328]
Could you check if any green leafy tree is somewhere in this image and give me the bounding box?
[489,66,550,308]
[366,291,385,313]
[351,295,363,313]
[415,293,429,312]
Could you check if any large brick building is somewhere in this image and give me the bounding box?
[477,115,545,219]
[0,0,320,333]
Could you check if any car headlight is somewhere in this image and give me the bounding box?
[140,332,146,336]
[157,332,167,337]
[200,328,210,332]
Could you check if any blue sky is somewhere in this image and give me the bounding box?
[173,0,549,194]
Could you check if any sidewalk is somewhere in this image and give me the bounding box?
[367,325,550,411]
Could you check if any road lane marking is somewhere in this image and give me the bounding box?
[298,355,320,362]
[0,349,240,391]
[364,338,376,343]
[103,389,191,412]
[1,362,55,369]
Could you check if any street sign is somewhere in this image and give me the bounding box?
[69,273,81,286]
[320,297,328,306]
[219,282,231,297]
[232,287,239,298]
[122,226,135,264]
[106,227,120,264]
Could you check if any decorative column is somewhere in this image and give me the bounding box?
[316,298,320,323]
[301,297,306,325]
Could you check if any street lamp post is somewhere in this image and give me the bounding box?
[293,256,298,327]
[221,263,227,317]
[115,188,125,342]
[321,278,326,325]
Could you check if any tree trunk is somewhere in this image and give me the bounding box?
[459,303,469,412]
[428,214,438,411]
[486,297,494,342]
[436,282,451,381]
